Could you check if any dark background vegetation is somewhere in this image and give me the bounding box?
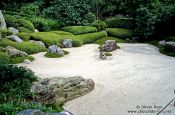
[1,0,175,40]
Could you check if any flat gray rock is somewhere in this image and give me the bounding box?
[7,35,23,43]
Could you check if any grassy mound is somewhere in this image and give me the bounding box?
[62,26,98,35]
[16,32,32,41]
[0,39,46,54]
[31,32,74,47]
[10,56,34,64]
[94,37,125,45]
[105,52,112,56]
[50,31,74,35]
[0,29,13,38]
[74,31,107,44]
[0,51,10,64]
[106,28,133,39]
[105,18,134,29]
[18,27,33,33]
[45,50,69,58]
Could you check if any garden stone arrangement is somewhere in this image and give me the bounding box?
[1,0,175,114]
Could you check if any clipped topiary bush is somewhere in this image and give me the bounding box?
[0,29,13,38]
[106,28,133,39]
[0,39,46,54]
[75,31,107,44]
[0,64,37,98]
[17,19,35,32]
[18,27,33,33]
[4,14,18,28]
[105,18,134,29]
[94,37,125,45]
[91,20,107,31]
[0,51,10,64]
[50,31,74,35]
[72,39,82,47]
[16,32,32,41]
[62,26,98,35]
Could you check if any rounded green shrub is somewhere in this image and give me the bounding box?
[91,20,107,31]
[62,26,98,35]
[72,39,82,47]
[17,19,35,32]
[0,51,10,64]
[16,32,32,41]
[84,12,96,23]
[4,14,18,28]
[0,64,37,98]
[44,50,69,58]
[106,28,133,39]
[18,27,33,33]
[105,18,134,29]
[0,29,13,38]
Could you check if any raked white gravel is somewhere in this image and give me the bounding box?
[19,43,175,115]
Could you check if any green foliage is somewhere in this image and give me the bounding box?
[0,39,46,54]
[20,3,39,15]
[10,56,34,64]
[43,0,93,25]
[135,7,157,38]
[105,18,134,29]
[0,51,10,64]
[50,31,74,35]
[3,11,63,31]
[105,52,112,56]
[0,29,13,38]
[16,33,32,41]
[72,39,82,47]
[44,50,69,58]
[94,37,125,45]
[0,100,62,115]
[62,26,98,35]
[91,20,107,31]
[17,19,35,32]
[165,36,175,42]
[106,28,133,39]
[83,12,96,25]
[0,64,37,99]
[74,31,107,44]
[18,27,33,33]
[31,32,74,47]
[4,14,18,28]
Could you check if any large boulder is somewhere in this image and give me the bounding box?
[0,10,6,29]
[7,35,23,43]
[5,46,28,57]
[31,76,95,105]
[48,45,65,55]
[61,39,72,48]
[8,27,19,34]
[30,40,46,48]
[100,40,117,52]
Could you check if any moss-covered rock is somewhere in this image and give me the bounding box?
[94,37,125,45]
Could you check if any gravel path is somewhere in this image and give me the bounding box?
[19,43,175,115]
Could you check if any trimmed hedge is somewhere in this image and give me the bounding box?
[31,32,74,47]
[74,31,107,44]
[91,20,107,31]
[18,27,33,33]
[3,11,64,31]
[16,33,32,41]
[105,18,134,29]
[165,36,175,42]
[62,26,98,35]
[0,29,13,38]
[50,31,74,35]
[4,14,18,28]
[17,19,35,32]
[94,37,125,45]
[106,28,133,39]
[0,51,10,64]
[0,39,46,54]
